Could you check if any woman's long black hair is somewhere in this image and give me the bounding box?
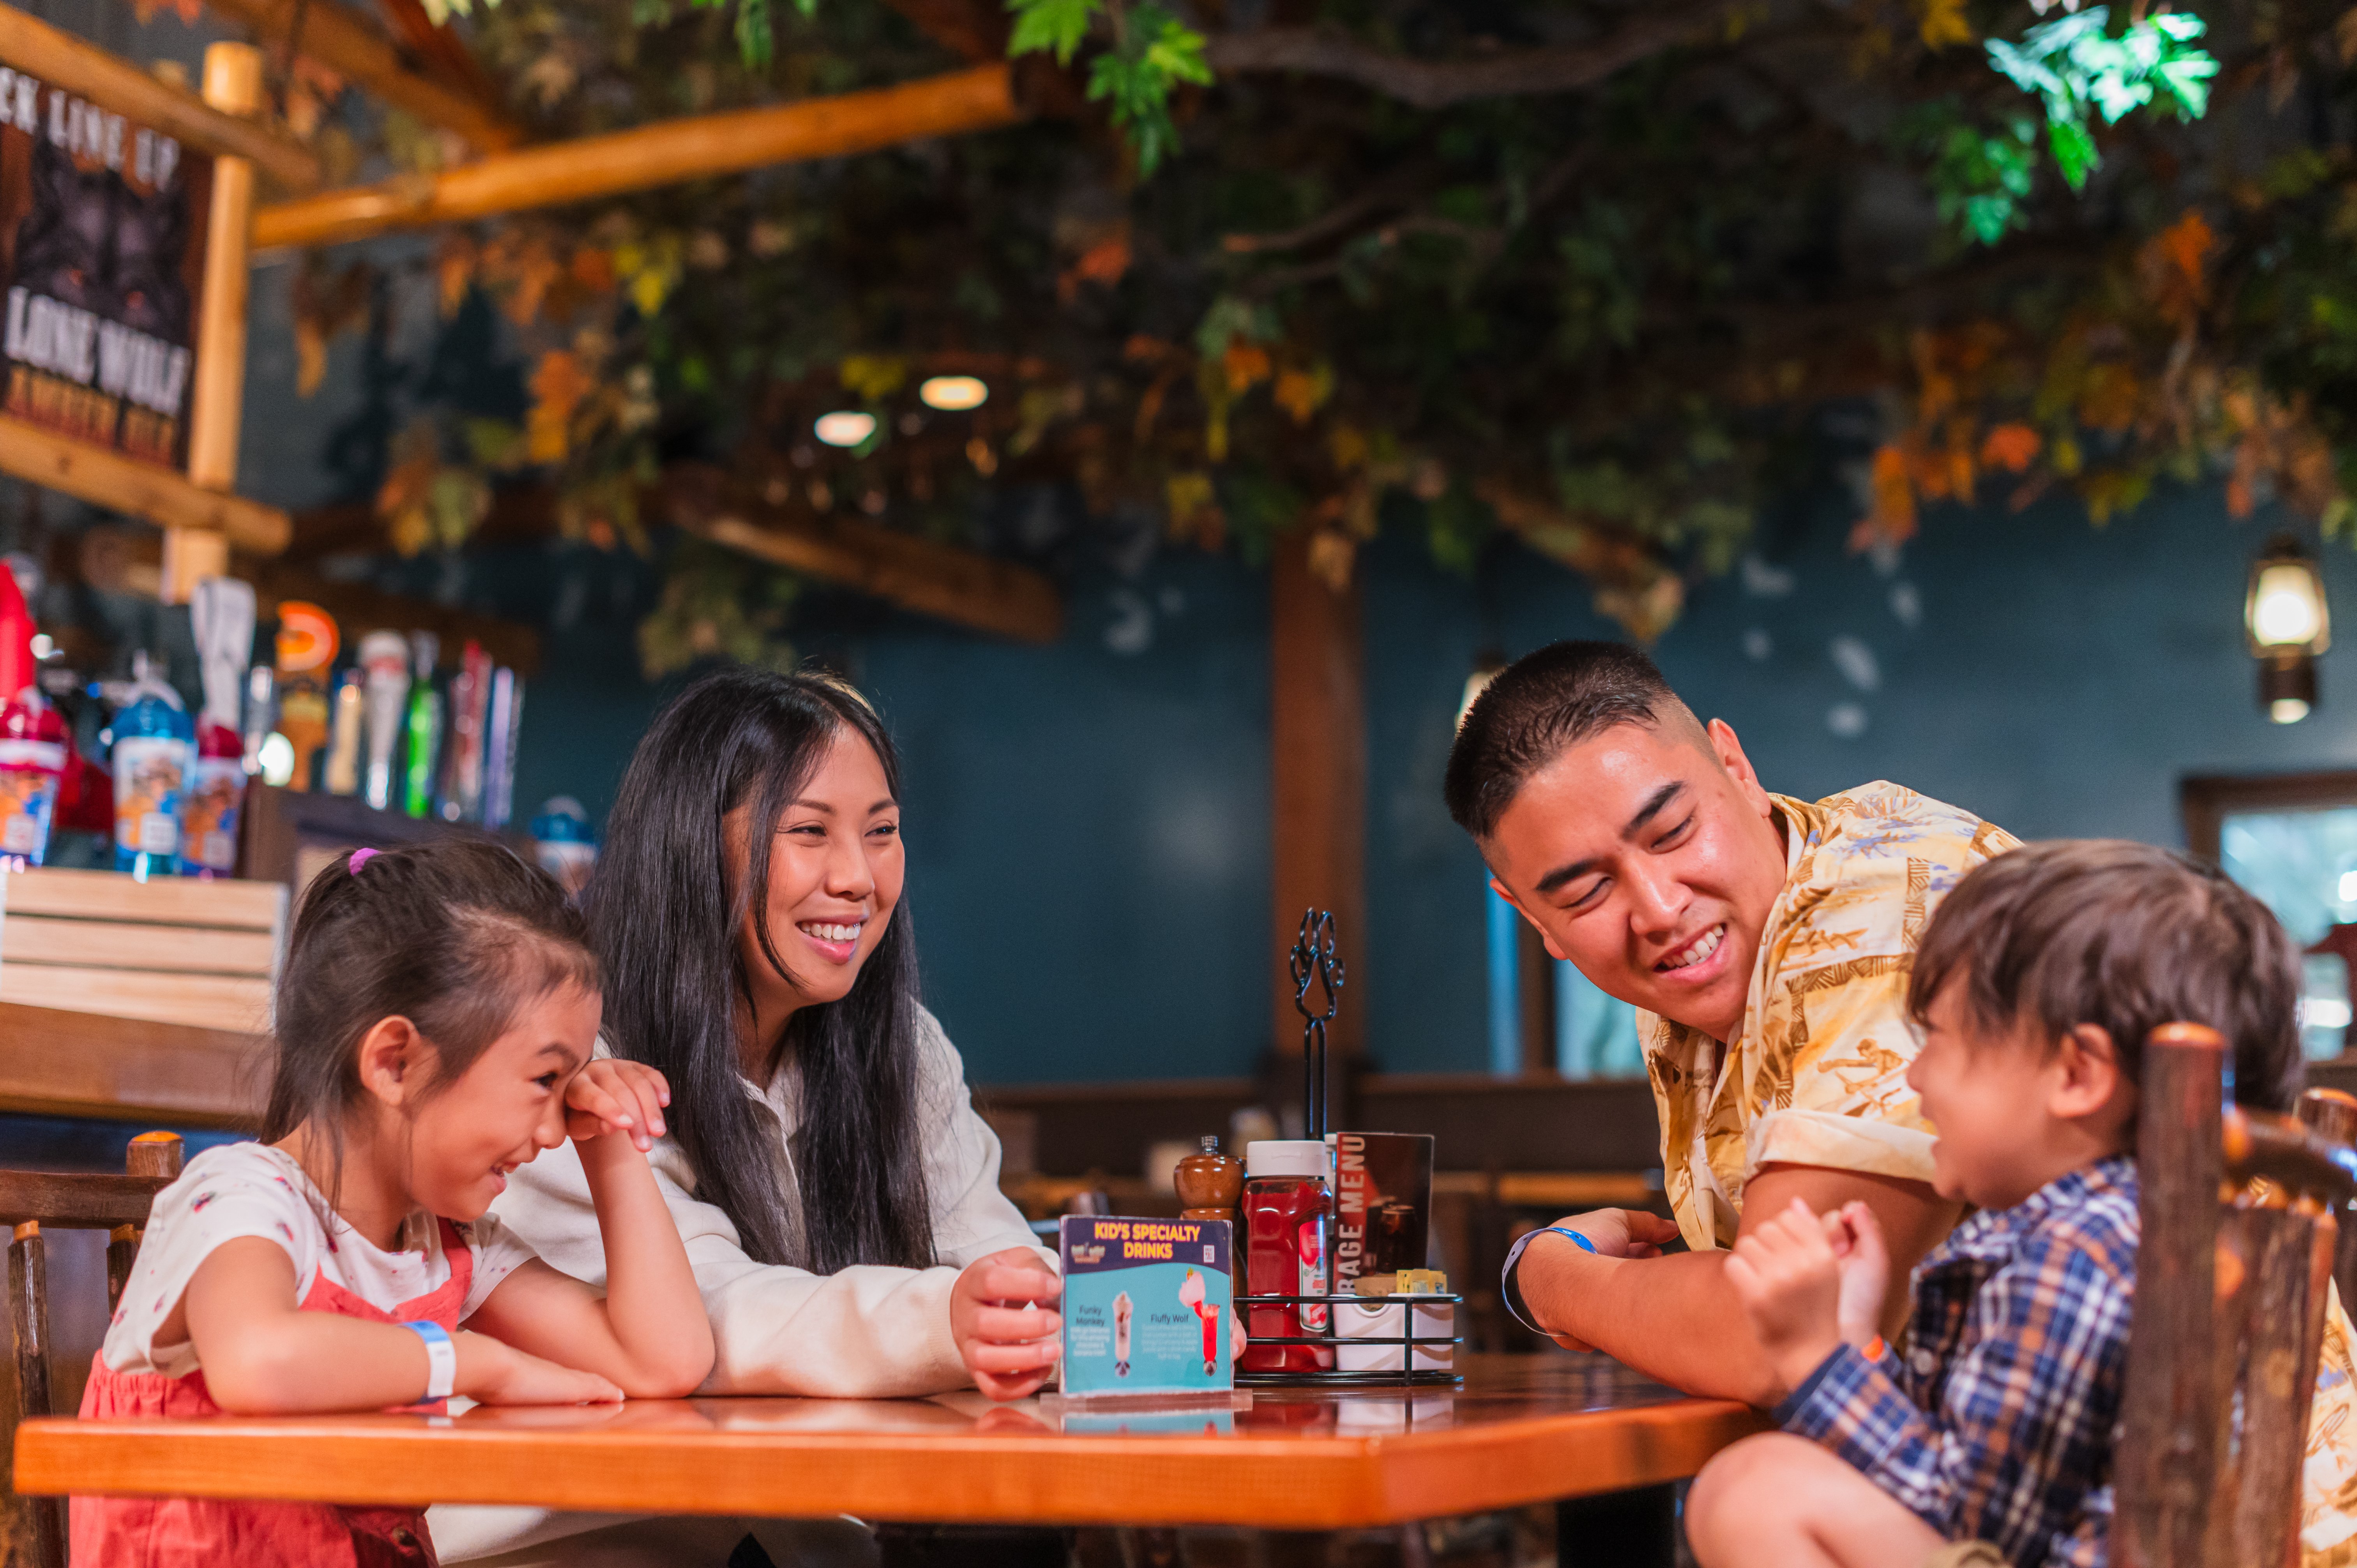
[583,666,933,1272]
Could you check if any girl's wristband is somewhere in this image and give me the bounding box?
[401,1321,456,1402]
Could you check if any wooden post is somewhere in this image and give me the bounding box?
[1517,923,1555,1074]
[2115,1022,2228,1568]
[6,1218,57,1566]
[2222,1203,2329,1568]
[1270,530,1364,1103]
[2299,1086,2357,1319]
[108,1132,184,1310]
[174,42,260,605]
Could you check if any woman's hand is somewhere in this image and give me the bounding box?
[455,1330,625,1406]
[951,1248,1061,1402]
[565,1059,672,1152]
[1724,1198,1845,1397]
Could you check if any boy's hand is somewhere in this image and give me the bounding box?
[1827,1200,1891,1349]
[1724,1197,1846,1397]
[565,1060,671,1152]
[952,1248,1062,1402]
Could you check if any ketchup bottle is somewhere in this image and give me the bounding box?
[1240,1139,1334,1373]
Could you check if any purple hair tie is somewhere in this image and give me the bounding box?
[349,848,378,873]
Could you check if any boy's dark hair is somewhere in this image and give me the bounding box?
[1445,641,1699,839]
[264,839,600,1181]
[1907,839,2302,1112]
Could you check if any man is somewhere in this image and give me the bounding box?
[1444,641,2010,1406]
[1447,641,2357,1563]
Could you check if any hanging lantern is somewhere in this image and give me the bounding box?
[2247,534,2332,724]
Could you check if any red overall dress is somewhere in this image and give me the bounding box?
[69,1218,473,1568]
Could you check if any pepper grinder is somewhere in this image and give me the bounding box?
[1174,1135,1245,1226]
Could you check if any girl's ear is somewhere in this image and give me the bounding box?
[355,1016,431,1112]
[2051,1023,2124,1121]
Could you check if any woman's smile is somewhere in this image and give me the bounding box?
[796,916,868,963]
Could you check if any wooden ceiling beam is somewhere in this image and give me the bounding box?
[0,4,321,188]
[253,62,1021,251]
[663,465,1061,645]
[200,0,524,153]
[0,416,291,553]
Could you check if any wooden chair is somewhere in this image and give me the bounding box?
[0,1132,184,1568]
[2297,1086,2357,1313]
[2114,1026,2357,1568]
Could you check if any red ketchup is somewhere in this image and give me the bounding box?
[1240,1139,1334,1372]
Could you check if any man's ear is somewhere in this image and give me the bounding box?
[2050,1023,2125,1122]
[1707,717,1775,821]
[355,1016,432,1113]
[1488,873,1569,962]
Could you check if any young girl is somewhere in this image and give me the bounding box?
[73,840,715,1568]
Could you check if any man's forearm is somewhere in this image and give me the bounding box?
[1516,1239,1783,1406]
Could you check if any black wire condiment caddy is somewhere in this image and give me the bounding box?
[1236,909,1464,1388]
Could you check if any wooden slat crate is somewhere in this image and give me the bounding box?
[0,868,286,1036]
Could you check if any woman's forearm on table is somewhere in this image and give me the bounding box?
[1516,1241,1780,1406]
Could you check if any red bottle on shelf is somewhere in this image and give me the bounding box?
[1240,1139,1335,1373]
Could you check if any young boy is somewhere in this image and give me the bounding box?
[1684,839,2303,1568]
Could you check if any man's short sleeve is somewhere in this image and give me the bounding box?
[1738,784,2017,1192]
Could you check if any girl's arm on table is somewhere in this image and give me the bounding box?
[182,1238,622,1413]
[464,1060,715,1398]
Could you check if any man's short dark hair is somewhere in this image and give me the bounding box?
[1907,839,2303,1113]
[1444,641,1696,839]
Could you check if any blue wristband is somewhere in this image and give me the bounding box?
[401,1320,456,1402]
[1542,1225,1599,1255]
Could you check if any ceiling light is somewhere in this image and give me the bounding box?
[814,411,876,447]
[919,375,988,411]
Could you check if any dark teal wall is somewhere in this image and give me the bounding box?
[56,0,2357,1085]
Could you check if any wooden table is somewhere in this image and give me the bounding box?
[16,1355,1760,1531]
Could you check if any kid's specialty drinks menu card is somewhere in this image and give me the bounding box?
[1058,1216,1233,1397]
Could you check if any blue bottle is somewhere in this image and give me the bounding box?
[107,652,194,879]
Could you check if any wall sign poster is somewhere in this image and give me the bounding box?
[0,64,211,468]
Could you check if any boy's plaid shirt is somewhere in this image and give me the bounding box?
[1775,1155,2138,1568]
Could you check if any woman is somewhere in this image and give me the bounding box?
[433,667,1059,1566]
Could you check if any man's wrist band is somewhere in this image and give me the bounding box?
[401,1320,456,1402]
[1541,1225,1599,1255]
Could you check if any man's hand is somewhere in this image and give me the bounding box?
[1544,1208,1682,1259]
[1525,1209,1681,1350]
[951,1248,1061,1402]
[1724,1197,1845,1397]
[1823,1201,1890,1351]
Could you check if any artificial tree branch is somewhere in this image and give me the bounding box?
[1200,0,1732,108]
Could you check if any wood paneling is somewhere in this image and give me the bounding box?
[977,1073,1662,1178]
[1269,530,1365,1079]
[0,968,268,1034]
[15,1355,1760,1528]
[0,1003,260,1126]
[0,919,277,975]
[2,869,281,929]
